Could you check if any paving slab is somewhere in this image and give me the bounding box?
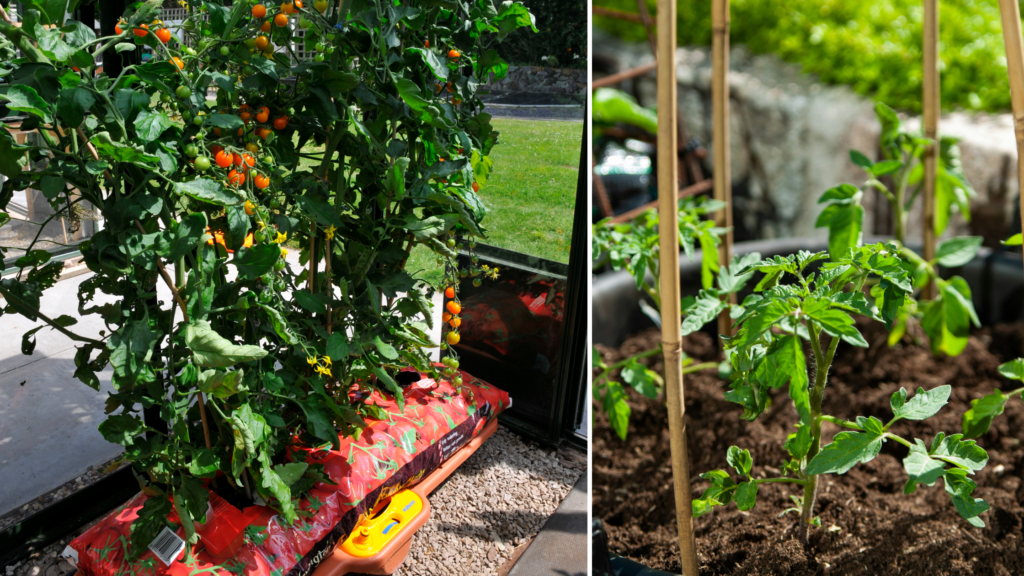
[507,471,587,576]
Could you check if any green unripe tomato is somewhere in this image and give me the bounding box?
[453,375,463,386]
[470,268,479,277]
[182,110,192,122]
[325,46,334,54]
[327,32,336,41]
[451,359,460,369]
[194,156,211,171]
[274,259,286,271]
[193,114,205,126]
[471,256,479,264]
[446,238,456,248]
[254,229,267,243]
[299,16,311,29]
[245,38,256,49]
[259,289,273,303]
[274,277,286,291]
[469,241,477,248]
[202,29,212,37]
[160,93,171,103]
[194,132,205,140]
[459,270,469,278]
[230,31,241,39]
[219,46,230,56]
[184,47,197,56]
[176,85,192,99]
[315,42,325,51]
[243,65,255,75]
[472,278,482,287]
[184,144,198,157]
[440,342,448,350]
[313,54,324,62]
[268,197,280,208]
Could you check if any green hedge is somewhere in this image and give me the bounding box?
[496,0,586,69]
[595,0,1013,113]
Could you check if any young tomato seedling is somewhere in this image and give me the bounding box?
[690,244,991,540]
[816,103,982,356]
[591,197,729,439]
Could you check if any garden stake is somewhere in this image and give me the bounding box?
[608,179,713,224]
[712,0,735,338]
[922,0,939,300]
[657,0,700,572]
[998,0,1024,284]
[591,62,657,89]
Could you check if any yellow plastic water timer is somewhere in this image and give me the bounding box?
[340,489,425,558]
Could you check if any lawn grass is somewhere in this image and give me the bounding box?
[406,118,582,286]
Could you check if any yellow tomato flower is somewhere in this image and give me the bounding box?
[325,225,337,240]
[322,355,332,366]
[273,231,288,244]
[307,355,317,365]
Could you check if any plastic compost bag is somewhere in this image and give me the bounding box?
[64,369,509,576]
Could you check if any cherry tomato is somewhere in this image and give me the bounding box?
[299,16,311,29]
[449,317,461,328]
[446,301,461,315]
[115,21,124,35]
[240,110,252,122]
[133,24,149,37]
[184,144,198,157]
[424,39,430,48]
[254,174,270,189]
[472,182,480,192]
[281,2,294,14]
[194,156,211,171]
[446,332,460,345]
[231,152,243,166]
[242,153,256,168]
[155,28,172,43]
[171,56,185,69]
[245,142,259,153]
[442,312,452,323]
[272,116,288,130]
[215,150,233,168]
[257,127,271,140]
[244,200,256,215]
[274,13,288,27]
[261,20,272,32]
[220,46,230,56]
[256,106,270,123]
[472,278,482,287]
[227,169,246,186]
[175,85,192,99]
[315,0,328,12]
[252,4,267,18]
[255,35,269,50]
[447,49,460,58]
[445,286,455,299]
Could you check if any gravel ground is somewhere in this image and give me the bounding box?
[6,428,585,576]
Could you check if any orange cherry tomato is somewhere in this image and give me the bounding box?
[257,127,271,140]
[240,111,252,122]
[171,57,184,69]
[215,150,233,168]
[240,104,251,112]
[281,2,294,14]
[261,20,272,32]
[227,169,246,187]
[115,22,124,35]
[254,174,270,189]
[449,317,461,329]
[241,153,255,168]
[133,24,149,37]
[211,144,224,155]
[447,49,460,58]
[453,98,462,105]
[274,13,288,27]
[252,4,267,18]
[446,332,460,345]
[442,312,452,323]
[255,36,269,50]
[155,28,171,43]
[445,286,455,299]
[446,301,461,315]
[424,39,430,48]
[472,182,480,193]
[272,116,288,130]
[237,127,245,137]
[255,106,270,123]
[294,0,303,9]
[231,152,243,166]
[244,200,256,215]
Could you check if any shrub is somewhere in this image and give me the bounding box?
[594,0,1014,113]
[493,0,585,69]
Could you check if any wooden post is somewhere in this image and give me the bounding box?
[712,0,734,337]
[656,0,700,573]
[922,0,939,299]
[999,0,1024,287]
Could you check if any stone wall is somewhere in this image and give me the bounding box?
[483,65,587,95]
[595,32,1021,246]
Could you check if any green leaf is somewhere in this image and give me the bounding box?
[153,213,207,261]
[206,113,244,131]
[693,470,735,517]
[326,332,350,360]
[232,244,281,279]
[273,462,308,487]
[931,434,988,472]
[257,451,296,523]
[98,414,146,445]
[184,320,268,368]
[372,366,405,410]
[818,183,860,202]
[0,132,25,178]
[935,236,982,268]
[727,446,753,477]
[55,87,95,128]
[962,390,1009,438]
[134,109,173,142]
[717,252,761,294]
[1002,233,1022,246]
[734,481,758,511]
[849,150,873,169]
[999,358,1024,381]
[681,290,726,337]
[198,369,245,399]
[870,159,903,176]
[775,335,811,423]
[903,442,946,490]
[25,0,69,25]
[816,203,863,260]
[373,335,399,360]
[188,448,223,478]
[174,178,243,206]
[602,381,630,441]
[806,430,883,475]
[0,85,52,123]
[407,47,448,80]
[620,358,661,398]
[943,470,988,527]
[294,289,328,315]
[891,385,950,421]
[806,307,868,347]
[785,424,812,459]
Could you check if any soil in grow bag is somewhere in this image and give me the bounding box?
[64,369,508,576]
[593,324,1024,576]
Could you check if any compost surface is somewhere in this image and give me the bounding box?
[593,323,1024,576]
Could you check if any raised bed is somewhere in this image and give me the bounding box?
[593,238,1024,575]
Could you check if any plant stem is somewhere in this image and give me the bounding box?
[820,414,861,430]
[799,320,840,543]
[682,361,719,375]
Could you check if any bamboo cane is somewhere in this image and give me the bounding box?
[712,0,734,337]
[922,0,939,300]
[656,0,700,573]
[592,62,657,89]
[999,0,1024,288]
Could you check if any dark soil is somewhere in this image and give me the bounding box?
[593,322,1024,576]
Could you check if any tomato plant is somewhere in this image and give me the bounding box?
[814,103,983,357]
[688,244,991,539]
[591,196,728,439]
[0,0,535,558]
